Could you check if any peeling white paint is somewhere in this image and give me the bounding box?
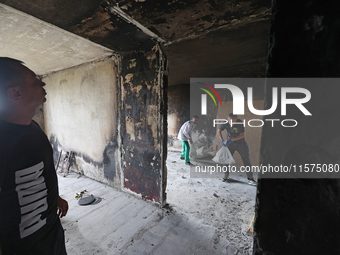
[129,59,137,68]
[125,73,134,83]
[122,187,143,199]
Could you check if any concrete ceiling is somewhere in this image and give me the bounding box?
[0,0,271,83]
[0,4,113,75]
[164,19,270,85]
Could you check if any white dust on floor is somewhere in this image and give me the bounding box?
[166,152,256,255]
[59,151,256,255]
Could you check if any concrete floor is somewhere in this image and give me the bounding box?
[59,152,256,255]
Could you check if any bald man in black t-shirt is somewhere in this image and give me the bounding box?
[217,113,257,185]
[0,57,68,254]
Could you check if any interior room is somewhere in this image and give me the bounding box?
[1,0,339,254]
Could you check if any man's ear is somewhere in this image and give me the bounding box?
[6,86,22,100]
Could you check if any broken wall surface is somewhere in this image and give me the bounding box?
[254,0,340,254]
[120,46,167,204]
[43,57,121,188]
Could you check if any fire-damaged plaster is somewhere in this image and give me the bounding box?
[42,57,121,187]
[0,0,270,205]
[116,0,271,44]
[73,4,157,52]
[120,45,167,203]
[0,0,272,149]
[0,0,271,50]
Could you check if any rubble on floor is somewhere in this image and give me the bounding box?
[59,152,256,255]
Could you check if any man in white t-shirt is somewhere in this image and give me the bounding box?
[177,115,199,166]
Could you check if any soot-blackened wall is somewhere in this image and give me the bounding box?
[167,84,190,149]
[120,46,167,204]
[254,1,340,254]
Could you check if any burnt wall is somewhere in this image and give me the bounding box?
[43,57,120,187]
[121,46,167,204]
[254,1,340,254]
[167,84,190,148]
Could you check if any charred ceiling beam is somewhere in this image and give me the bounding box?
[100,1,166,44]
[112,0,272,46]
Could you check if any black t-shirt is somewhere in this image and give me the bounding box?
[219,119,245,143]
[0,120,59,250]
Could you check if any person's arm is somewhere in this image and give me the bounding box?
[57,196,68,218]
[188,123,194,144]
[231,132,244,141]
[218,129,224,142]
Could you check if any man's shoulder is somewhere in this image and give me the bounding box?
[219,122,230,129]
[31,120,42,130]
[232,119,245,126]
[182,120,191,126]
[0,119,13,134]
[0,120,44,145]
[0,120,14,152]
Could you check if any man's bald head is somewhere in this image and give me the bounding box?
[0,57,26,94]
[0,57,46,124]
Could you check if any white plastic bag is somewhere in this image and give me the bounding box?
[196,146,215,159]
[212,145,235,165]
[189,143,197,160]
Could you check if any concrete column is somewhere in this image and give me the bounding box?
[254,1,340,254]
[120,45,168,205]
